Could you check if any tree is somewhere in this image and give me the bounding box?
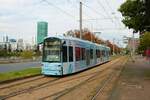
[145,0,150,31]
[119,0,146,32]
[138,32,150,52]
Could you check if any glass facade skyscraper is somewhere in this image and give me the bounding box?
[37,21,48,44]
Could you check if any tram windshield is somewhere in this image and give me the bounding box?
[43,39,61,62]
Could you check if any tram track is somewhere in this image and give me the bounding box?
[0,67,110,100]
[0,78,60,100]
[39,70,112,100]
[38,57,124,100]
[0,75,44,90]
[91,57,128,100]
[0,57,123,100]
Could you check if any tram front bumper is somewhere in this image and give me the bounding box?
[41,63,63,76]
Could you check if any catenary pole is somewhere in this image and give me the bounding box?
[80,1,82,39]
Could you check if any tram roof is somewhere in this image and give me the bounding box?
[45,36,110,49]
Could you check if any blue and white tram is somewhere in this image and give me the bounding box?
[42,36,110,76]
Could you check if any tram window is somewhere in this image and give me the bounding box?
[96,50,100,58]
[81,48,85,60]
[100,50,102,57]
[75,47,80,61]
[69,46,73,62]
[96,50,98,57]
[102,50,104,57]
[62,46,67,62]
[99,50,100,57]
[103,50,105,57]
[106,51,108,56]
[90,49,93,59]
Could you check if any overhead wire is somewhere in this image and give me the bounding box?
[81,2,107,32]
[41,0,77,21]
[67,0,93,21]
[40,0,125,32]
[82,3,106,18]
[104,0,124,28]
[97,0,116,25]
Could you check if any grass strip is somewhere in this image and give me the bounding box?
[0,68,41,82]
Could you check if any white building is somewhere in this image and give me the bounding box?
[17,39,24,50]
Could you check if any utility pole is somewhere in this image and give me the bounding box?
[132,31,136,61]
[113,38,115,55]
[80,1,82,39]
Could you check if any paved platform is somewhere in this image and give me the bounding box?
[110,55,150,100]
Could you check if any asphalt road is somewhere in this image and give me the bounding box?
[0,62,41,73]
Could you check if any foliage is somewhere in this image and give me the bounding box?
[119,0,145,32]
[0,50,8,57]
[65,28,121,54]
[66,28,106,44]
[138,32,150,52]
[8,52,21,57]
[0,68,41,82]
[20,51,34,59]
[0,49,41,59]
[0,50,21,57]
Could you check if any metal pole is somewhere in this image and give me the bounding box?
[91,33,92,42]
[80,1,82,39]
[79,1,82,61]
[132,32,135,61]
[91,23,93,42]
[113,38,115,55]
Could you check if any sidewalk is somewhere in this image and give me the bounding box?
[110,55,150,100]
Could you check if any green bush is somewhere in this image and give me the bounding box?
[138,32,150,53]
[20,51,34,59]
[0,50,8,57]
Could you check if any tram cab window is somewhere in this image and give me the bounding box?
[62,46,67,62]
[69,46,73,62]
[75,47,80,61]
[43,40,61,62]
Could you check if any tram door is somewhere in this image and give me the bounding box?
[86,49,90,66]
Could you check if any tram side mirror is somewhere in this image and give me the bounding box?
[62,41,66,45]
[60,40,66,51]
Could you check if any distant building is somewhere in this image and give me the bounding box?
[37,21,48,44]
[9,39,17,51]
[0,42,6,50]
[17,39,24,51]
[9,39,16,43]
[25,43,32,50]
[127,38,140,51]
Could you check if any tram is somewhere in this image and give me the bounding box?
[41,36,110,76]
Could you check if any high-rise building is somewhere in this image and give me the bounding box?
[37,21,48,44]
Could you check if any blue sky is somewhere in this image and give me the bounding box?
[0,0,138,46]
